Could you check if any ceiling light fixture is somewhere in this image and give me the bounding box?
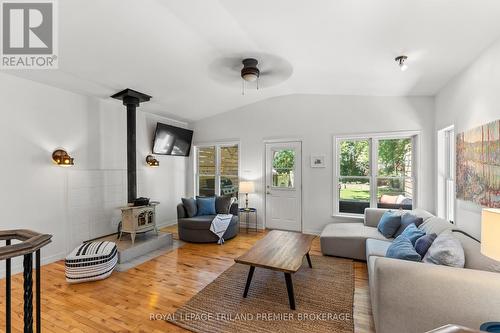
[241,58,260,94]
[395,55,408,71]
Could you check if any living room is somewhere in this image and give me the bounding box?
[0,1,499,332]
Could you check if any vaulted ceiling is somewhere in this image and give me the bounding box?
[6,0,500,121]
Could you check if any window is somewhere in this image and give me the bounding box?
[334,132,418,216]
[437,126,455,222]
[272,149,296,188]
[195,143,239,197]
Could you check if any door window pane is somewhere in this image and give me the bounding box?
[339,177,370,214]
[377,177,413,209]
[272,149,295,188]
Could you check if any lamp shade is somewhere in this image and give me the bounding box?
[481,208,500,261]
[239,181,255,194]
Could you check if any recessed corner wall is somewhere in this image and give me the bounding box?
[0,73,188,276]
[189,94,435,234]
[436,37,500,238]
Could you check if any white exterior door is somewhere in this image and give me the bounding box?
[265,141,302,232]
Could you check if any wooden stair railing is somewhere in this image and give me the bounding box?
[0,230,52,333]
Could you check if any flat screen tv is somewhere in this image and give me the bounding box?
[152,123,193,156]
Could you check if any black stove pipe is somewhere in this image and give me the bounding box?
[111,89,152,204]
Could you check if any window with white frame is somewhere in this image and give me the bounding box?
[334,132,418,216]
[437,126,455,222]
[195,143,239,197]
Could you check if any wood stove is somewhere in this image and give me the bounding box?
[111,88,158,243]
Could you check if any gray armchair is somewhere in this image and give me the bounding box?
[177,202,239,243]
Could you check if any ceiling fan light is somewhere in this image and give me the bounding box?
[242,73,258,82]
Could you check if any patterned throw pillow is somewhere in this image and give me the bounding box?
[394,213,424,237]
[386,235,422,262]
[423,232,465,268]
[377,210,402,238]
[414,233,437,258]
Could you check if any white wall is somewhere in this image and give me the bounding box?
[436,38,500,238]
[189,94,435,234]
[0,73,188,276]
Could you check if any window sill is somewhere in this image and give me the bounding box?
[332,214,364,222]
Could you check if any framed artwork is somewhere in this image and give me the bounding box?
[456,119,499,208]
[311,155,326,168]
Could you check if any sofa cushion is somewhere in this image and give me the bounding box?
[377,211,402,238]
[366,239,392,259]
[414,233,437,258]
[181,197,197,217]
[399,224,426,245]
[196,196,216,215]
[423,231,465,268]
[178,215,216,229]
[386,235,421,262]
[320,223,389,260]
[364,208,389,227]
[418,216,452,235]
[411,208,435,222]
[215,196,232,214]
[394,213,424,237]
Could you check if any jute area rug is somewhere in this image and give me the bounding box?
[167,255,354,333]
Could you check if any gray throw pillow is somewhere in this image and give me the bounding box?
[215,196,232,214]
[394,213,424,237]
[181,197,197,217]
[423,231,465,268]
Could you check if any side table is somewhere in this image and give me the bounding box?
[239,208,257,232]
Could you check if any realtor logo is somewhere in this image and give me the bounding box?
[1,0,58,68]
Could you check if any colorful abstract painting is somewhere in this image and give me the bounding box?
[456,119,500,208]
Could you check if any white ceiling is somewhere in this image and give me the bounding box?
[5,0,500,121]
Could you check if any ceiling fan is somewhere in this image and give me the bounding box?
[208,53,293,94]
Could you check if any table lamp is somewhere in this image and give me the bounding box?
[239,181,255,210]
[480,208,500,333]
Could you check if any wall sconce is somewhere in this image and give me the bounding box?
[52,149,74,167]
[146,155,159,167]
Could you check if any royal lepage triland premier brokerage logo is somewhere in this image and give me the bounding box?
[1,0,58,69]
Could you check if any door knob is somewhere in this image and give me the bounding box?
[266,191,271,195]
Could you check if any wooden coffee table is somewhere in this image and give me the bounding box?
[234,230,316,310]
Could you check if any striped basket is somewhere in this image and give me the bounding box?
[65,241,118,284]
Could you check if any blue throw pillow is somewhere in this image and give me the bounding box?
[394,213,424,237]
[400,223,426,245]
[377,211,402,238]
[415,233,437,258]
[196,196,216,216]
[386,235,422,262]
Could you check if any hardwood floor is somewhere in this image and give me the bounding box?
[0,226,375,333]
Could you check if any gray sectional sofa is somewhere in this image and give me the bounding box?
[320,208,500,333]
[176,202,239,243]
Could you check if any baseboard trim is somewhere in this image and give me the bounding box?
[0,251,66,279]
[157,219,177,228]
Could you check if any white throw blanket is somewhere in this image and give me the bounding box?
[210,214,233,245]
